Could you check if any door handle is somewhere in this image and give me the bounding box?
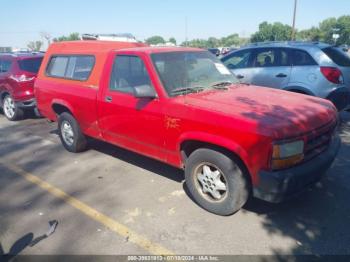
[236,74,244,79]
[105,96,113,102]
[276,73,287,78]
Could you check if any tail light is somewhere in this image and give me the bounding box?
[320,67,344,84]
[9,74,35,82]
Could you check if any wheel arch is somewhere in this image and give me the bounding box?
[178,133,253,183]
[0,90,11,104]
[180,138,254,202]
[283,86,315,96]
[51,99,76,118]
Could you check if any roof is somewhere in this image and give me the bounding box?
[0,52,44,59]
[47,41,203,54]
[47,40,147,54]
[115,46,204,54]
[243,41,331,49]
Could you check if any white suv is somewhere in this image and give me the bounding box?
[221,42,350,110]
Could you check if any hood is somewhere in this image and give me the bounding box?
[183,84,337,139]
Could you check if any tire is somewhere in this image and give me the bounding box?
[33,107,43,118]
[185,148,250,216]
[2,94,24,121]
[58,112,87,153]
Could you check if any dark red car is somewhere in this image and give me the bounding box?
[0,52,44,120]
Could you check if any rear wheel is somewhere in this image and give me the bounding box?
[185,148,250,216]
[2,94,23,121]
[58,112,87,153]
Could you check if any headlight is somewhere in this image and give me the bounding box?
[272,140,304,170]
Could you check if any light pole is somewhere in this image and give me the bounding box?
[332,28,340,45]
[185,16,188,47]
[291,0,298,41]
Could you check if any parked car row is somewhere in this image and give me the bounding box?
[0,40,345,215]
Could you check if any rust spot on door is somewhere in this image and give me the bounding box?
[165,116,180,129]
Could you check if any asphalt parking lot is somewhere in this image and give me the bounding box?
[1,111,350,256]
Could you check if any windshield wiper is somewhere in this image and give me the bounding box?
[171,86,205,95]
[210,81,233,90]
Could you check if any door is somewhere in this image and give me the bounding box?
[249,48,291,89]
[221,49,254,84]
[288,48,320,93]
[98,54,167,161]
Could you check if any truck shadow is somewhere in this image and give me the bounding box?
[235,95,350,255]
[83,106,350,254]
[87,139,184,183]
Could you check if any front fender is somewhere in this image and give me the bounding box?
[177,131,252,175]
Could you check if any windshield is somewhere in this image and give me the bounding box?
[18,57,43,73]
[151,51,239,97]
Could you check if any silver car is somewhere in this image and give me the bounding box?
[221,42,350,110]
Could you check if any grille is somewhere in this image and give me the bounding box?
[304,121,336,162]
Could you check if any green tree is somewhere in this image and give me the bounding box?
[238,37,250,46]
[169,37,177,45]
[53,32,80,42]
[220,34,240,47]
[27,41,43,51]
[207,37,221,48]
[335,15,350,45]
[181,39,206,48]
[297,27,322,41]
[296,16,350,45]
[251,22,292,42]
[318,17,338,43]
[145,36,165,45]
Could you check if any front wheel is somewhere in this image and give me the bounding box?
[2,95,23,121]
[58,112,87,153]
[185,148,250,216]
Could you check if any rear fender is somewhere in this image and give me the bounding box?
[51,99,77,120]
[283,85,315,95]
[0,88,11,103]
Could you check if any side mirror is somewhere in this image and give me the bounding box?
[133,85,157,99]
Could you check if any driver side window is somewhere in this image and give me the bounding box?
[109,55,153,93]
[222,50,252,69]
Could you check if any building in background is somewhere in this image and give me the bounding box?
[0,47,31,53]
[0,47,12,53]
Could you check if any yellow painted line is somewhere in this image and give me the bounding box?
[0,161,174,256]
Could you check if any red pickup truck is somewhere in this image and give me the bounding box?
[35,41,340,215]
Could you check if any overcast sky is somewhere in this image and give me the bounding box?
[1,0,349,48]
